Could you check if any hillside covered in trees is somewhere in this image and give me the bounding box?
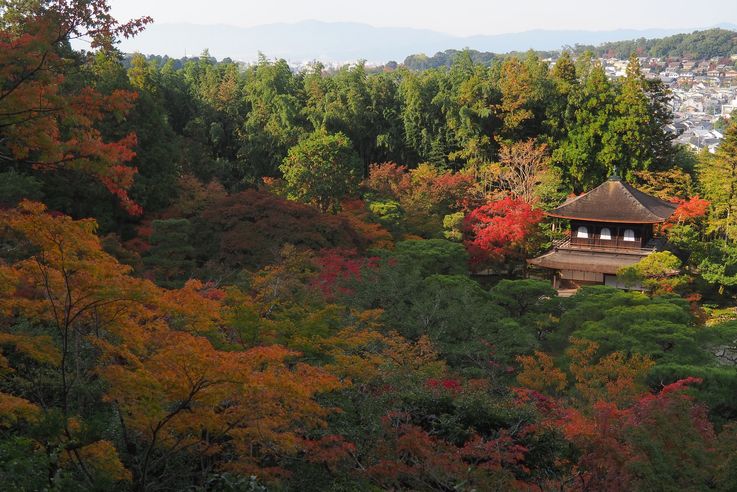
[574,27,737,60]
[403,28,737,70]
[402,48,556,70]
[4,1,737,491]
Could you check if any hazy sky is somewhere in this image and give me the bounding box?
[110,0,737,36]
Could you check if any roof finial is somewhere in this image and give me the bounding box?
[609,166,621,181]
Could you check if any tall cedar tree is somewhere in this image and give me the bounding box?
[700,119,737,242]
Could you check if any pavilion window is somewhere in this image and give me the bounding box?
[623,228,636,242]
[600,227,612,240]
[576,226,589,239]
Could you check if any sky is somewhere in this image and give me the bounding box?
[109,0,737,36]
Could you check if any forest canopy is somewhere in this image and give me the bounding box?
[402,28,737,71]
[2,2,737,491]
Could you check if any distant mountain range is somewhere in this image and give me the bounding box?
[115,20,737,64]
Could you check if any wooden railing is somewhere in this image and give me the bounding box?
[552,236,659,254]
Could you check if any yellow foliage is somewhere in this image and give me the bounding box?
[516,351,567,394]
[567,338,655,406]
[0,200,155,339]
[100,330,344,473]
[0,266,20,309]
[382,333,445,376]
[159,279,223,334]
[0,392,40,427]
[62,440,131,482]
[0,200,356,481]
[0,333,61,367]
[67,416,82,433]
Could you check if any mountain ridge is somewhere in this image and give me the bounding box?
[113,20,737,63]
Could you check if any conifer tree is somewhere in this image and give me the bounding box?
[603,54,674,179]
[695,122,737,293]
[699,120,737,241]
[547,50,579,140]
[553,61,616,190]
[603,54,654,176]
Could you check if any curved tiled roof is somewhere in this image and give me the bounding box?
[528,248,648,274]
[547,176,678,223]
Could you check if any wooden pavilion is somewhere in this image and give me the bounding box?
[528,174,678,290]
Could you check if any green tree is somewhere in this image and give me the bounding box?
[618,251,688,295]
[124,53,182,212]
[602,55,658,179]
[280,131,362,213]
[444,52,499,168]
[601,55,674,179]
[553,61,616,189]
[698,240,737,295]
[238,56,304,181]
[398,69,451,166]
[0,170,42,205]
[367,71,407,164]
[546,51,579,143]
[390,239,469,277]
[489,279,559,340]
[304,62,376,171]
[554,287,703,366]
[699,120,737,241]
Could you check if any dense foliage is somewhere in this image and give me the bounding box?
[1,11,684,232]
[401,28,737,71]
[574,28,737,60]
[2,2,737,491]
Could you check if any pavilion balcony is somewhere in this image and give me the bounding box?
[551,234,664,255]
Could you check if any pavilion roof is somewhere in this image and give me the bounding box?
[528,248,650,275]
[547,176,678,224]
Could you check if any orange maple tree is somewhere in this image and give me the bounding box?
[661,195,710,232]
[552,378,714,491]
[0,201,346,486]
[0,200,154,482]
[516,339,654,407]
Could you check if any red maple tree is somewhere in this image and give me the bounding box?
[0,0,152,215]
[667,196,710,227]
[463,196,543,268]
